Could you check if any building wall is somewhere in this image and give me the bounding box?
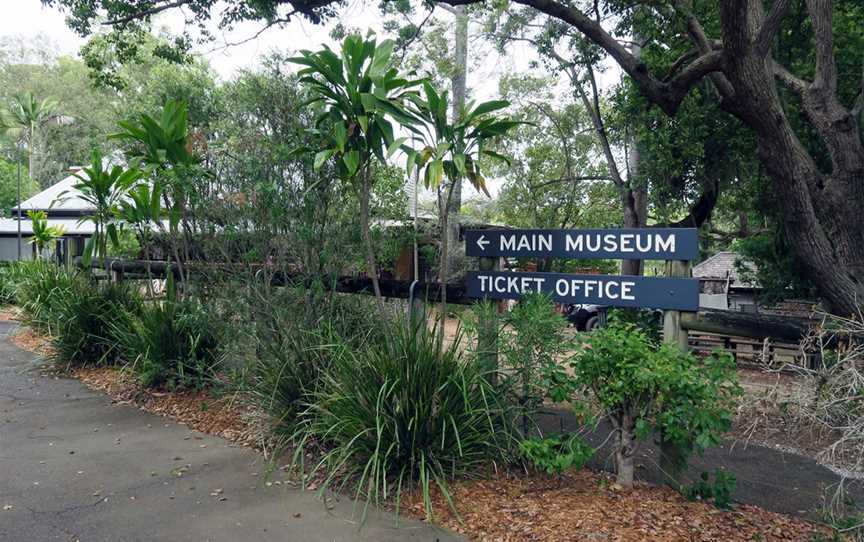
[0,238,32,262]
[699,293,728,310]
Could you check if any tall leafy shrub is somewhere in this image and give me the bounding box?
[570,323,740,488]
[294,318,513,520]
[497,293,574,435]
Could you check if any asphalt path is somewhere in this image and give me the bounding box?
[0,321,460,542]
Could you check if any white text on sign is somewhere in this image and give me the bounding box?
[476,274,637,301]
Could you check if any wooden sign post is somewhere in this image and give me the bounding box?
[660,258,695,489]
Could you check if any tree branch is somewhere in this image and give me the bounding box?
[669,175,720,228]
[805,0,837,91]
[533,175,615,189]
[755,0,790,55]
[105,0,189,25]
[772,60,810,96]
[671,0,736,99]
[445,0,720,115]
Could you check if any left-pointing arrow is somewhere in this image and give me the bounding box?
[476,234,490,251]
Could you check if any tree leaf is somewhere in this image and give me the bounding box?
[343,150,360,176]
[314,149,335,171]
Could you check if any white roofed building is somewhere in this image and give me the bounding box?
[0,167,93,262]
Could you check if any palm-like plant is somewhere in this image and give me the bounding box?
[289,34,420,304]
[65,150,141,265]
[111,100,203,282]
[405,83,520,314]
[6,93,60,184]
[117,183,162,255]
[26,210,65,257]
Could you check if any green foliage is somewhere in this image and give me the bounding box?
[66,149,141,265]
[241,285,386,437]
[113,288,221,389]
[26,210,65,254]
[49,280,142,367]
[0,158,37,216]
[293,318,513,521]
[0,260,44,304]
[655,349,740,464]
[733,232,818,304]
[570,323,740,483]
[497,293,573,433]
[289,33,418,183]
[80,27,193,92]
[571,323,661,415]
[686,469,737,510]
[405,82,518,197]
[519,434,594,475]
[495,73,619,232]
[607,307,663,343]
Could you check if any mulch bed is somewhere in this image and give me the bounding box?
[404,469,833,541]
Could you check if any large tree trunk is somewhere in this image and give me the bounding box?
[622,33,646,277]
[715,0,864,316]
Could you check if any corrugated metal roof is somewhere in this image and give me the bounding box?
[692,251,759,289]
[13,169,93,213]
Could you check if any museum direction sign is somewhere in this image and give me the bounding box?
[465,228,698,260]
[464,228,700,311]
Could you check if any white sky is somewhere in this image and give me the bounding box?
[0,0,534,91]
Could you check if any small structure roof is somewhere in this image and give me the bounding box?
[692,251,759,289]
[13,168,92,214]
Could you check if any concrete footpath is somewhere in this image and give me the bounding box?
[0,321,460,542]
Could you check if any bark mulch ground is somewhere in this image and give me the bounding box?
[404,469,834,542]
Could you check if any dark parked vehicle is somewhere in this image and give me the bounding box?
[564,304,603,331]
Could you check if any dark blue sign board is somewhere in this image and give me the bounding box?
[466,271,700,311]
[465,228,698,260]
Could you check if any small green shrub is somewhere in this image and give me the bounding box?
[114,297,221,389]
[497,294,574,436]
[293,318,513,521]
[686,469,737,510]
[519,434,594,475]
[50,280,142,367]
[570,323,740,488]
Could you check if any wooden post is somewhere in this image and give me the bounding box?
[477,256,499,384]
[660,258,693,489]
[663,260,691,350]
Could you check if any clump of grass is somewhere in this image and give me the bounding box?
[113,295,222,389]
[13,261,82,333]
[240,286,388,441]
[50,280,142,367]
[293,317,514,521]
